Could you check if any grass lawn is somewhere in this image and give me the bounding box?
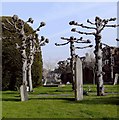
[1,84,119,119]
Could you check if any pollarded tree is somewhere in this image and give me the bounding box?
[1,16,43,90]
[27,34,49,91]
[69,17,119,96]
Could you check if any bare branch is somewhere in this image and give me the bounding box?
[72,28,95,35]
[12,15,19,22]
[40,43,46,46]
[39,39,49,46]
[27,18,34,23]
[116,38,119,41]
[107,18,116,22]
[38,36,49,46]
[105,24,119,27]
[2,36,16,40]
[76,37,83,41]
[75,45,93,49]
[61,37,70,41]
[74,37,91,43]
[2,25,11,31]
[55,42,69,46]
[75,41,90,43]
[69,21,78,25]
[61,36,77,41]
[75,23,96,29]
[45,38,49,43]
[102,43,110,47]
[40,22,46,27]
[61,37,69,40]
[77,31,95,35]
[69,20,96,29]
[5,18,21,32]
[15,43,21,49]
[76,39,91,43]
[33,24,44,33]
[87,19,95,25]
[33,22,46,33]
[5,18,14,26]
[80,24,96,30]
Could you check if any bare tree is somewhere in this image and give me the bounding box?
[27,35,49,92]
[2,15,49,94]
[55,36,92,92]
[69,16,119,96]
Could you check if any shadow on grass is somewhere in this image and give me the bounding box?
[2,96,119,105]
[29,97,75,101]
[2,91,19,94]
[32,89,73,95]
[2,98,20,102]
[2,94,119,105]
[76,96,119,105]
[30,96,119,105]
[2,91,119,105]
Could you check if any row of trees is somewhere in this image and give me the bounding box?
[69,17,119,96]
[2,15,48,91]
[55,16,119,96]
[2,15,118,97]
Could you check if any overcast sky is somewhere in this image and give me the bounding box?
[1,1,118,68]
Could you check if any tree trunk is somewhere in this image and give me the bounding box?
[22,52,27,86]
[20,28,28,86]
[95,34,104,96]
[28,64,33,91]
[93,69,96,85]
[21,46,28,101]
[28,56,34,92]
[27,38,36,92]
[70,41,75,90]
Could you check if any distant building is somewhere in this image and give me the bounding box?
[102,46,119,84]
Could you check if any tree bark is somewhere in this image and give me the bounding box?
[21,38,27,86]
[27,37,36,92]
[95,34,104,96]
[28,64,33,91]
[70,41,75,90]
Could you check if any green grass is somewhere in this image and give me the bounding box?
[0,91,2,120]
[1,84,119,119]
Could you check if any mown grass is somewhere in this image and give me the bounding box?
[0,91,2,120]
[1,84,119,119]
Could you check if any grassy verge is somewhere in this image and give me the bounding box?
[2,84,119,119]
[0,91,2,120]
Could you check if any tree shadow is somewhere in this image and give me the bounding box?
[29,97,75,101]
[2,98,20,102]
[74,96,119,105]
[2,96,119,105]
[2,93,20,102]
[30,95,119,105]
[2,91,18,95]
[2,90,119,105]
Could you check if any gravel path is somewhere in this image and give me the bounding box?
[38,94,73,97]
